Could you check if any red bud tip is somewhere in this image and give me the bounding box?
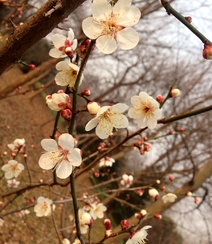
[185,16,192,23]
[203,44,212,60]
[156,95,164,104]
[154,214,162,219]
[29,64,36,70]
[120,219,130,230]
[169,175,174,181]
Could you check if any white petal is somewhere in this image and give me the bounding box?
[56,60,69,71]
[41,138,58,151]
[82,17,103,39]
[116,6,141,26]
[131,95,141,107]
[113,0,131,16]
[96,35,117,54]
[111,103,129,113]
[147,118,158,129]
[52,34,66,48]
[49,48,64,58]
[128,107,142,119]
[58,133,74,150]
[72,39,78,50]
[38,152,57,170]
[85,118,98,131]
[67,28,75,41]
[55,71,69,86]
[116,27,139,50]
[138,91,150,100]
[96,119,113,139]
[111,114,129,128]
[47,101,60,111]
[67,149,82,166]
[96,106,111,116]
[56,160,73,179]
[92,0,112,20]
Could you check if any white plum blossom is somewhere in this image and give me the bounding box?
[72,239,80,244]
[128,91,162,129]
[62,238,70,244]
[78,208,92,234]
[120,174,133,188]
[89,203,107,220]
[99,157,115,167]
[82,0,141,54]
[126,226,152,244]
[8,138,25,151]
[2,160,24,179]
[34,196,55,217]
[55,61,83,88]
[49,28,77,58]
[46,92,72,111]
[85,103,129,139]
[162,193,177,204]
[7,178,20,188]
[38,133,82,179]
[18,209,30,218]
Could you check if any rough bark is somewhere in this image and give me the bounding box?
[0,0,84,76]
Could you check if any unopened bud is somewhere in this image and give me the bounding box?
[120,219,130,230]
[140,209,147,217]
[160,185,166,191]
[148,188,159,200]
[168,129,174,134]
[104,218,111,230]
[87,102,101,115]
[156,95,164,104]
[169,175,174,181]
[170,88,181,98]
[154,214,162,219]
[144,143,151,151]
[155,179,160,184]
[178,127,184,133]
[194,197,199,204]
[139,148,146,155]
[81,89,91,96]
[136,189,144,196]
[29,64,36,70]
[105,229,113,237]
[203,44,212,60]
[186,191,192,196]
[60,109,72,121]
[185,16,192,23]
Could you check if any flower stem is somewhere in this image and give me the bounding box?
[158,104,212,124]
[161,1,212,45]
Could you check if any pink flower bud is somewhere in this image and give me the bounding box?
[156,95,164,104]
[60,109,72,121]
[155,179,160,184]
[178,127,184,132]
[203,44,212,60]
[134,213,141,219]
[168,129,174,134]
[57,90,65,94]
[81,89,91,96]
[136,189,144,196]
[169,175,174,181]
[29,64,36,70]
[144,143,151,151]
[139,148,146,155]
[134,140,144,147]
[185,16,192,23]
[194,197,199,204]
[170,88,181,98]
[160,185,166,191]
[154,214,162,219]
[87,102,101,115]
[105,229,113,237]
[104,219,111,230]
[120,219,130,230]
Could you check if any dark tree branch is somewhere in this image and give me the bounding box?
[0,0,85,75]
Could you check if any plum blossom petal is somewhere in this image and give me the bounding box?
[128,91,162,129]
[82,0,141,54]
[99,157,115,167]
[85,103,129,139]
[2,160,24,179]
[126,226,152,244]
[89,203,107,220]
[46,92,72,111]
[55,61,83,87]
[34,196,55,217]
[38,134,82,179]
[8,138,25,151]
[49,28,77,58]
[162,193,177,204]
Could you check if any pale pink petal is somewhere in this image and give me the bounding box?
[56,160,73,179]
[85,118,98,131]
[116,6,141,26]
[82,17,103,39]
[41,139,58,151]
[111,103,128,113]
[52,34,66,48]
[116,27,139,50]
[38,152,58,170]
[92,0,112,20]
[130,95,141,107]
[96,35,117,54]
[128,107,143,119]
[111,114,129,128]
[58,133,74,150]
[67,149,82,166]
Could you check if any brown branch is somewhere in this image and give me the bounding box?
[0,0,85,75]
